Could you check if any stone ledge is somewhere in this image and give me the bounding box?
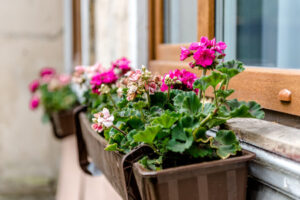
[226,118,300,162]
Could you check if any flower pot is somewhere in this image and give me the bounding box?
[50,107,77,139]
[74,106,153,200]
[132,150,255,200]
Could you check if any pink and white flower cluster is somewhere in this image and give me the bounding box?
[180,37,227,69]
[72,63,105,85]
[112,57,131,75]
[117,66,162,101]
[161,69,198,93]
[91,108,114,132]
[28,67,71,110]
[90,70,118,94]
[74,58,132,94]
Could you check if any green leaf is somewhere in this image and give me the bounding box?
[133,101,147,110]
[225,99,265,119]
[133,125,161,145]
[216,89,234,99]
[174,91,201,115]
[202,103,215,116]
[192,127,211,143]
[230,105,253,118]
[216,60,245,79]
[139,156,162,171]
[246,101,265,119]
[205,118,227,129]
[105,143,118,151]
[202,71,227,88]
[193,78,209,92]
[188,144,213,158]
[167,129,193,153]
[150,92,168,108]
[127,116,144,130]
[152,112,179,128]
[210,130,241,159]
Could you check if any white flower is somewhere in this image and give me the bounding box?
[92,108,114,128]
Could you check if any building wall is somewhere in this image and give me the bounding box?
[94,0,130,67]
[0,0,63,197]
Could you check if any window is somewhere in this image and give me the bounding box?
[220,0,300,69]
[163,0,198,43]
[148,0,300,116]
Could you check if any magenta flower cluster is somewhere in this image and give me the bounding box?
[29,67,71,110]
[89,57,132,94]
[112,57,131,75]
[90,70,118,94]
[161,69,198,93]
[29,67,57,110]
[180,37,227,69]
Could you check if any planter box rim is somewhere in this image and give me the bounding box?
[133,150,255,177]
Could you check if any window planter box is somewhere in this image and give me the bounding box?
[74,106,153,200]
[132,150,255,200]
[50,107,78,139]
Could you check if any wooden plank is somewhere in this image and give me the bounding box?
[149,60,300,116]
[197,0,215,39]
[72,0,82,65]
[154,0,164,59]
[157,44,189,61]
[148,0,155,61]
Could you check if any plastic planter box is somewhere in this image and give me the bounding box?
[74,106,153,200]
[132,150,255,200]
[49,108,77,139]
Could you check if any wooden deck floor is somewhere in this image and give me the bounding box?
[55,136,121,200]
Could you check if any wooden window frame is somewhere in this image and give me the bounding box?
[148,0,300,116]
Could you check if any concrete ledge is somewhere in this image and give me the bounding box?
[226,118,300,162]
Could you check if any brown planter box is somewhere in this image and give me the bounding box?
[74,106,153,200]
[132,150,255,200]
[50,108,77,139]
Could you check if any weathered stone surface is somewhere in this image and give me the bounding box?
[0,0,63,196]
[226,118,300,162]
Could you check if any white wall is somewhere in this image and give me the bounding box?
[0,0,63,196]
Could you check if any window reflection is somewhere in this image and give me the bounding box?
[163,0,198,44]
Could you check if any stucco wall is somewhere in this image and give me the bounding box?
[0,0,63,197]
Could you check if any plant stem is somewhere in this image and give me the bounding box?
[107,93,118,109]
[167,86,171,102]
[146,91,151,109]
[139,108,146,122]
[111,125,127,136]
[149,144,163,156]
[199,68,208,100]
[199,107,218,127]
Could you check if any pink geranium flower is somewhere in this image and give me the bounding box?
[91,108,114,132]
[90,70,118,94]
[193,48,216,67]
[180,47,191,61]
[58,74,71,86]
[161,69,197,92]
[29,96,40,110]
[112,57,131,74]
[128,70,142,82]
[91,123,104,133]
[40,67,56,78]
[75,66,85,74]
[29,79,40,93]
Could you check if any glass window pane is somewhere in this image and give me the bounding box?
[223,0,300,69]
[163,0,198,44]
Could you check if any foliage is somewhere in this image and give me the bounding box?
[29,67,78,117]
[83,43,264,171]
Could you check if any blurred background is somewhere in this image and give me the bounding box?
[0,0,145,199]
